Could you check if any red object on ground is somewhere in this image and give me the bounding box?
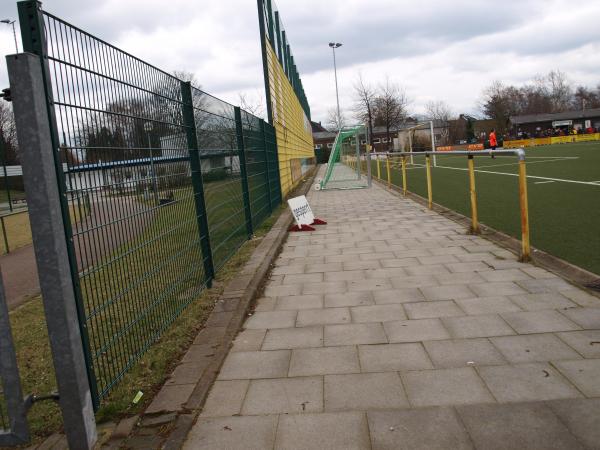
[288,218,327,232]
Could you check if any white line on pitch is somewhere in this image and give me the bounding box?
[534,180,555,184]
[432,165,600,186]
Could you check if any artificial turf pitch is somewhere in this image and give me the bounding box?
[377,141,600,277]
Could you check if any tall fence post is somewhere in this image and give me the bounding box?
[468,155,480,234]
[260,120,273,214]
[401,156,407,196]
[0,269,30,446]
[180,81,215,285]
[518,157,531,261]
[386,156,391,188]
[425,154,433,209]
[234,106,254,238]
[7,52,97,449]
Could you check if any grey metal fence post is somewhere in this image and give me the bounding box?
[180,81,215,286]
[0,268,31,446]
[7,52,97,450]
[234,106,254,238]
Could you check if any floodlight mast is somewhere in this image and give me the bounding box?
[329,42,343,131]
[1,19,18,53]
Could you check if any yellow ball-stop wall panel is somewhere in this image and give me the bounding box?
[265,41,314,197]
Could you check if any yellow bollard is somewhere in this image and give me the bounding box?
[401,156,407,196]
[376,157,381,179]
[518,159,531,261]
[425,154,433,209]
[467,156,480,234]
[386,156,391,188]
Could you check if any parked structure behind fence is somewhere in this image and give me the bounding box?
[13,0,282,410]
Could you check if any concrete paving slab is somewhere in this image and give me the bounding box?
[490,334,582,363]
[183,415,278,450]
[553,359,600,397]
[404,300,464,319]
[455,296,522,315]
[556,330,600,358]
[517,277,576,294]
[324,323,388,346]
[275,294,323,310]
[296,307,351,327]
[442,314,516,338]
[478,269,533,282]
[560,307,600,329]
[351,304,407,323]
[242,376,323,415]
[275,411,370,450]
[358,343,434,372]
[325,270,367,281]
[456,402,584,450]
[324,291,374,307]
[367,407,474,450]
[218,350,291,380]
[434,271,486,285]
[244,310,297,329]
[420,284,475,301]
[402,367,495,407]
[324,372,409,411]
[478,363,582,402]
[254,297,276,311]
[231,329,266,352]
[469,281,528,297]
[282,273,323,285]
[302,281,348,295]
[547,398,600,450]
[508,293,577,311]
[288,346,360,377]
[200,380,249,417]
[390,275,440,289]
[372,288,425,304]
[262,326,324,350]
[501,310,581,334]
[384,318,451,343]
[560,289,600,308]
[424,338,507,368]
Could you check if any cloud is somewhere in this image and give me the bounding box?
[0,0,598,125]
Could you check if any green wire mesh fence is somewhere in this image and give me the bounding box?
[17,1,281,407]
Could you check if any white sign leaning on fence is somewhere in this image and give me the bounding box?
[288,195,315,226]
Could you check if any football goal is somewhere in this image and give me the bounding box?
[317,125,371,190]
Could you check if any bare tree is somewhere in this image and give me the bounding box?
[326,107,346,131]
[545,70,571,112]
[352,73,377,144]
[0,102,18,164]
[479,81,519,135]
[238,92,266,119]
[425,100,453,122]
[173,70,198,86]
[373,77,409,150]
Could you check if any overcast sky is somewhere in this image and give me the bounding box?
[1,0,599,125]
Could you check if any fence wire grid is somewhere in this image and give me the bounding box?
[17,1,282,407]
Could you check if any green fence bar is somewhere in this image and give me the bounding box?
[234,106,254,238]
[181,81,215,285]
[260,120,273,214]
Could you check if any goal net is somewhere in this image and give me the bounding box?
[317,126,371,190]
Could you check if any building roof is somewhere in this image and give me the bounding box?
[511,108,600,125]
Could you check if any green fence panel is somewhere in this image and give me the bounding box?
[263,122,282,209]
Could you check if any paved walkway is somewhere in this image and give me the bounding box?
[183,167,600,450]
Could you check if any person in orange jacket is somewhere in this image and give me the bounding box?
[489,128,498,150]
[489,128,497,159]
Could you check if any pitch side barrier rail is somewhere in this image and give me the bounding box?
[372,149,531,262]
